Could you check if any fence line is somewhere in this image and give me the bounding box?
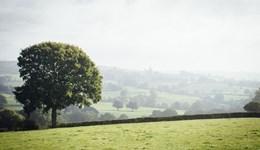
[58,112,260,128]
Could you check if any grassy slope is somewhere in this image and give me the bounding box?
[1,118,260,150]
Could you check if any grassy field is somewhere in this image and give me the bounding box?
[156,91,199,104]
[0,118,260,150]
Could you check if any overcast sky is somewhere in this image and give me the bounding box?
[0,0,260,72]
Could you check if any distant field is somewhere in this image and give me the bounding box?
[103,87,200,105]
[0,118,259,150]
[92,102,164,118]
[156,91,199,104]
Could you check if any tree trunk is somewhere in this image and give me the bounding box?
[51,107,57,128]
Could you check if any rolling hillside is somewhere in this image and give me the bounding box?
[0,118,259,150]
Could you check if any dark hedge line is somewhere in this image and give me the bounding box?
[58,112,260,128]
[0,109,39,132]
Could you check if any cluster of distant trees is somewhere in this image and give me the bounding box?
[61,105,129,123]
[106,89,161,110]
[0,105,130,131]
[112,100,139,111]
[107,90,252,116]
[0,109,39,131]
[109,91,250,115]
[1,88,260,131]
[184,93,248,115]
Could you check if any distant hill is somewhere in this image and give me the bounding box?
[1,60,259,115]
[0,61,258,103]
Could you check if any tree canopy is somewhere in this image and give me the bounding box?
[126,101,138,111]
[14,42,102,127]
[112,100,123,110]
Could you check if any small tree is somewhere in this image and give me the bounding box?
[0,94,7,109]
[99,113,116,121]
[126,101,138,111]
[244,88,260,112]
[244,102,260,112]
[160,108,178,117]
[150,108,177,117]
[118,114,128,120]
[112,100,123,110]
[14,42,102,127]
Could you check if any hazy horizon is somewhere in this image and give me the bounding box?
[1,0,260,73]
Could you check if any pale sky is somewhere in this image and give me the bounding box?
[0,0,260,72]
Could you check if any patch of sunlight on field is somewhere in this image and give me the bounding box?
[92,102,163,118]
[1,118,260,150]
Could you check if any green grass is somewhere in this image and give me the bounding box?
[0,118,260,150]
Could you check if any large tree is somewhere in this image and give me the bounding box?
[14,42,102,127]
